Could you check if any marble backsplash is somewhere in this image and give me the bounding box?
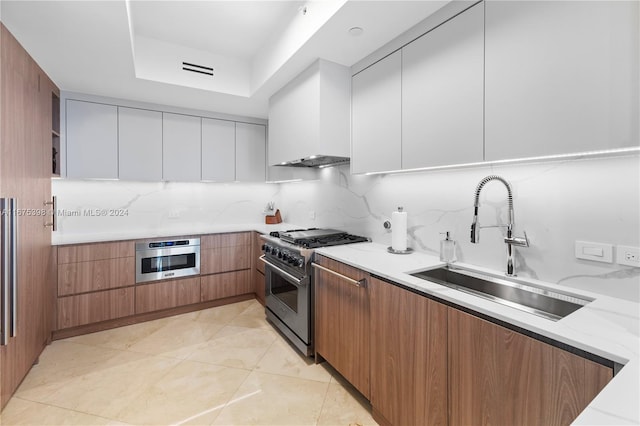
[275,154,640,302]
[51,179,280,240]
[52,153,640,302]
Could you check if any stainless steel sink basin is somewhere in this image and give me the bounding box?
[409,266,593,321]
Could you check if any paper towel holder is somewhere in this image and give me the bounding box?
[387,246,413,254]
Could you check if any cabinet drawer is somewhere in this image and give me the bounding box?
[135,277,201,314]
[58,257,135,296]
[201,270,252,302]
[201,232,251,249]
[58,241,134,264]
[201,245,250,275]
[57,287,134,329]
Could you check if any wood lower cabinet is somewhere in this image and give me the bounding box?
[201,232,251,275]
[57,288,134,329]
[448,308,613,426]
[56,240,136,330]
[314,255,370,399]
[58,257,135,296]
[369,277,448,426]
[135,277,201,314]
[201,270,251,302]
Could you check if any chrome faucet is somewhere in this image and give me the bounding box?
[471,175,529,276]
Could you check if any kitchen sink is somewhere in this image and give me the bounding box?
[409,266,593,321]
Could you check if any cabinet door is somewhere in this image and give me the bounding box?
[370,278,448,426]
[402,2,484,169]
[351,50,401,174]
[235,123,266,182]
[135,277,201,314]
[201,270,252,302]
[57,288,134,329]
[66,100,118,178]
[202,118,235,182]
[200,233,251,275]
[314,256,370,399]
[162,113,201,181]
[448,307,612,425]
[485,1,639,160]
[118,107,162,181]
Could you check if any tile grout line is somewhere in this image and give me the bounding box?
[11,396,129,425]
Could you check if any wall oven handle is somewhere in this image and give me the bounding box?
[312,262,366,288]
[259,255,306,286]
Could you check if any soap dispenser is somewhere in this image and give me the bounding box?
[440,232,456,263]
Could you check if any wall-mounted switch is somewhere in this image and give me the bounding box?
[575,241,613,263]
[617,245,640,267]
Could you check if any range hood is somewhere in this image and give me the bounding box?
[278,155,350,168]
[268,59,351,168]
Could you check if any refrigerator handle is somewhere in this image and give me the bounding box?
[1,198,9,345]
[10,198,17,338]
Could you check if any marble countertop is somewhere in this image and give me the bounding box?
[315,242,640,426]
[51,222,300,245]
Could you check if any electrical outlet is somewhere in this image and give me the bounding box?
[309,211,316,220]
[168,210,181,219]
[617,245,640,267]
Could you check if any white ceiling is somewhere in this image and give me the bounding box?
[0,0,449,119]
[129,1,302,60]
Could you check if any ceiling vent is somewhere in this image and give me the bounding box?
[182,61,214,76]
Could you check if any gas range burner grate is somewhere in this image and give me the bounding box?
[296,233,370,249]
[269,228,318,239]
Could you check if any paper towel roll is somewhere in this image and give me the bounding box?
[391,207,407,251]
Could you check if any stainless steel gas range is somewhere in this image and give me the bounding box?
[259,228,369,356]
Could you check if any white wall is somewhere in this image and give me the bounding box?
[275,154,640,302]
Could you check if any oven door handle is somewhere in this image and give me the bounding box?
[259,255,306,287]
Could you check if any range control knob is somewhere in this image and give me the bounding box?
[261,244,266,252]
[271,248,279,257]
[296,258,305,268]
[277,250,283,259]
[287,257,296,264]
[282,253,290,262]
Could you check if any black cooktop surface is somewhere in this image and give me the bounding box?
[273,228,369,249]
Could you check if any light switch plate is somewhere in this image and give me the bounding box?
[617,245,640,267]
[575,241,613,263]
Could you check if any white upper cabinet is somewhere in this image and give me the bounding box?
[118,107,162,181]
[268,59,350,165]
[66,100,118,179]
[351,50,402,174]
[202,118,235,182]
[235,122,266,182]
[162,113,201,181]
[485,1,639,161]
[401,2,484,169]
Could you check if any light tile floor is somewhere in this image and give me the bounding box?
[0,299,378,426]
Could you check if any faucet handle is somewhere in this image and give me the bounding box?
[505,231,529,247]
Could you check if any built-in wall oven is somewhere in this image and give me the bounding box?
[135,238,200,283]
